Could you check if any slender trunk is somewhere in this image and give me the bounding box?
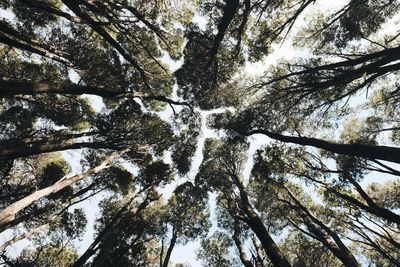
[0,33,72,67]
[240,196,291,267]
[159,236,165,267]
[162,230,177,267]
[251,234,265,267]
[285,188,360,267]
[0,224,48,251]
[0,79,191,109]
[328,187,400,225]
[61,0,149,87]
[347,175,384,209]
[232,222,253,267]
[268,46,400,84]
[18,0,103,25]
[0,140,106,159]
[0,181,97,232]
[72,188,156,267]
[243,129,400,164]
[233,177,291,267]
[0,131,96,148]
[0,20,70,59]
[303,219,360,267]
[0,149,127,229]
[208,0,240,65]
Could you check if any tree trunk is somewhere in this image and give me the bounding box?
[328,187,400,225]
[72,188,156,267]
[0,223,48,251]
[0,130,96,148]
[232,221,253,267]
[285,188,360,267]
[234,178,291,267]
[61,0,149,86]
[0,140,105,159]
[303,219,360,267]
[162,230,177,267]
[208,0,240,65]
[0,181,97,232]
[243,129,400,164]
[0,149,127,229]
[0,79,191,109]
[251,234,265,267]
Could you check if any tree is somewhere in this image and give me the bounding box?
[1,0,400,266]
[196,139,291,267]
[196,231,240,267]
[160,182,210,267]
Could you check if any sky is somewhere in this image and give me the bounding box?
[1,0,400,266]
[0,0,347,262]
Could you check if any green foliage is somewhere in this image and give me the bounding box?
[196,138,248,191]
[171,110,201,175]
[196,231,239,267]
[18,245,78,267]
[175,27,244,109]
[282,232,341,267]
[1,0,400,266]
[166,182,211,243]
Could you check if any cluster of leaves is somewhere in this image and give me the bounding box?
[0,0,400,266]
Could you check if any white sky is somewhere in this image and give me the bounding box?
[1,0,400,265]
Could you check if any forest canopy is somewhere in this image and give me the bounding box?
[0,0,400,266]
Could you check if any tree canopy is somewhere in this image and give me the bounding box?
[1,0,400,266]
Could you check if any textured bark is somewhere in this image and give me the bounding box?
[0,149,128,229]
[233,177,291,267]
[72,188,156,267]
[0,224,48,251]
[0,79,192,109]
[161,230,177,267]
[285,188,360,267]
[232,222,253,267]
[0,141,105,159]
[243,129,400,164]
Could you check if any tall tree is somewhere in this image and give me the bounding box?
[1,0,400,266]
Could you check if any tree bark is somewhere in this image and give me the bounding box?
[0,223,48,252]
[72,188,156,267]
[251,234,265,267]
[0,140,106,159]
[0,181,98,232]
[233,177,291,267]
[232,221,253,267]
[328,187,400,225]
[0,149,128,229]
[0,131,96,148]
[0,79,192,109]
[208,0,240,65]
[243,129,400,164]
[0,34,72,67]
[284,188,360,267]
[161,230,177,267]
